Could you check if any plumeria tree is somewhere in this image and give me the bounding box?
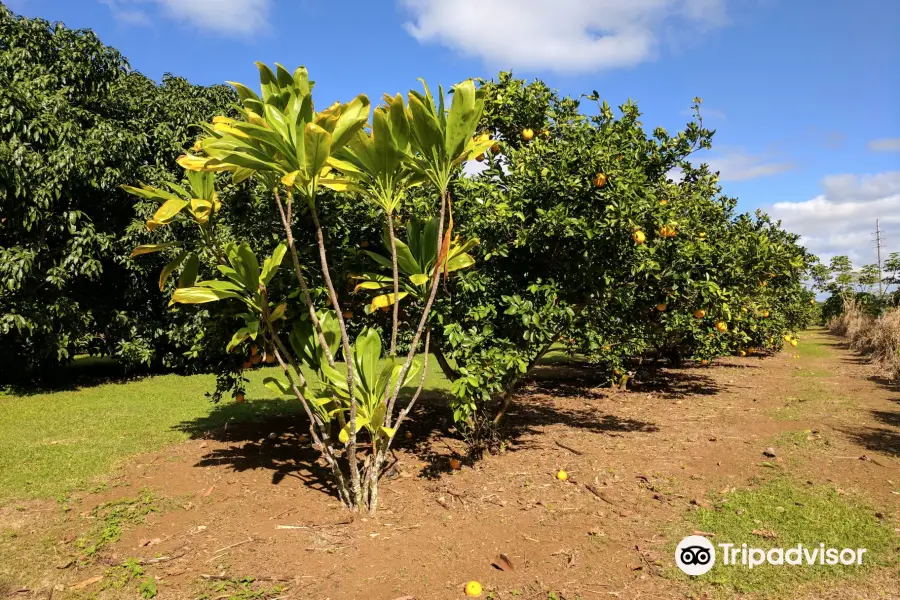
[124,63,493,512]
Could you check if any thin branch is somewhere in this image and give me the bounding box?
[387,190,448,417]
[273,187,336,368]
[308,200,362,508]
[391,328,430,433]
[386,210,401,356]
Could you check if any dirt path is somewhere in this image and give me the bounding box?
[2,329,898,599]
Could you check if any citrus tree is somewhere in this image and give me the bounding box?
[125,63,492,512]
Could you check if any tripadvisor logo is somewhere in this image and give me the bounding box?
[675,536,868,576]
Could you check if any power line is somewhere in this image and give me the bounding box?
[874,219,884,296]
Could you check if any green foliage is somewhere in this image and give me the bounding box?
[0,5,239,378]
[417,73,816,437]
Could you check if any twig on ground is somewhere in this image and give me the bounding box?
[555,440,585,455]
[205,536,253,562]
[584,484,619,507]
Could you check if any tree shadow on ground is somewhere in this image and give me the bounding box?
[170,360,728,497]
[821,333,900,458]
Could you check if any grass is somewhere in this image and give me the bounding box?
[673,478,897,596]
[197,576,286,600]
[76,487,161,560]
[772,429,831,450]
[0,356,451,505]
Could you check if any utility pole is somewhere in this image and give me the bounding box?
[874,219,884,297]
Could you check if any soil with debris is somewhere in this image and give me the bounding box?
[2,330,898,600]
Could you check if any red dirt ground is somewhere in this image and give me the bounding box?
[2,330,898,599]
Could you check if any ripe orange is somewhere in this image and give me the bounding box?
[264,353,276,364]
[790,340,798,347]
[522,128,534,140]
[715,321,728,333]
[694,309,706,319]
[556,470,569,481]
[632,230,646,244]
[250,353,262,365]
[761,310,770,318]
[592,172,608,188]
[700,359,709,366]
[342,311,353,319]
[242,360,252,369]
[464,581,483,597]
[656,303,667,312]
[449,458,462,470]
[250,344,259,355]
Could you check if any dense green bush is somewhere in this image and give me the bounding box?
[0,6,238,379]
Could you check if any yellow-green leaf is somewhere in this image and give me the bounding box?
[370,292,408,310]
[153,197,189,223]
[131,242,181,257]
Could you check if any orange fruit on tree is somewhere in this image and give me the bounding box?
[264,353,276,364]
[700,359,709,366]
[656,303,667,312]
[250,344,259,355]
[632,230,646,244]
[694,309,706,319]
[342,311,353,319]
[250,353,262,365]
[790,339,798,347]
[464,581,483,597]
[490,142,501,154]
[592,172,608,188]
[522,128,534,140]
[242,360,252,369]
[715,321,728,333]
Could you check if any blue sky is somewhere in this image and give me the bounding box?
[7,0,900,267]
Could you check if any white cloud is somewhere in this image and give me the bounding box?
[399,0,730,73]
[102,0,269,35]
[867,138,900,152]
[769,171,900,266]
[701,148,796,181]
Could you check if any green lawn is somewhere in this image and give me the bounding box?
[0,356,451,505]
[675,478,897,596]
